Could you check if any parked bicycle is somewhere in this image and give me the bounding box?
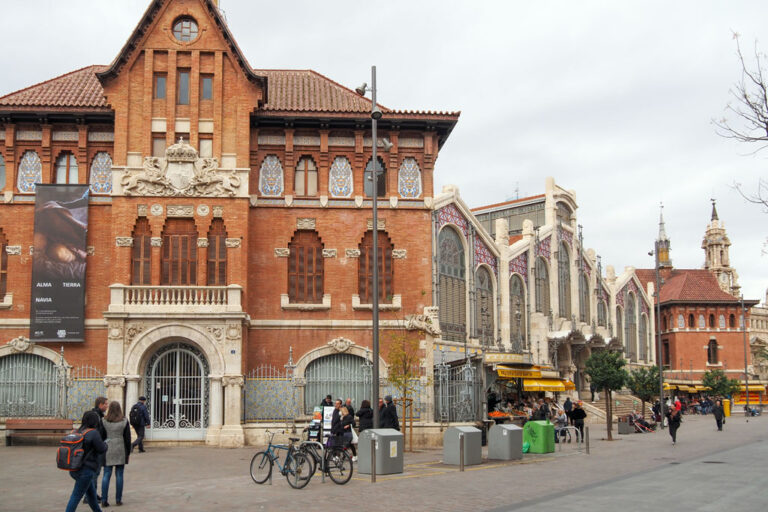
[250,430,313,489]
[298,429,354,485]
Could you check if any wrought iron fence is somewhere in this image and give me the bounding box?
[66,365,106,420]
[0,353,62,417]
[434,358,482,423]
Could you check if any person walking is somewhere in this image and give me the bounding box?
[330,399,344,447]
[101,401,131,507]
[129,396,150,453]
[570,401,587,441]
[65,411,107,512]
[85,397,108,504]
[340,406,357,461]
[356,400,373,432]
[344,398,355,419]
[712,400,725,431]
[667,407,682,445]
[380,395,400,431]
[563,397,573,425]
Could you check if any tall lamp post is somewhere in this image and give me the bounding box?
[740,295,750,419]
[356,66,392,429]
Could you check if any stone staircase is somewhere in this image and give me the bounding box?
[579,392,650,422]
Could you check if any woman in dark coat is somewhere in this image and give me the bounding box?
[667,407,682,445]
[570,401,587,441]
[65,411,107,512]
[340,406,357,459]
[356,400,374,432]
[712,400,725,431]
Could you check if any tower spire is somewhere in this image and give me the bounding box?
[658,203,669,241]
[710,198,719,221]
[656,202,672,268]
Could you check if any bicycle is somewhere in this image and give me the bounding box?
[298,430,354,485]
[250,430,313,489]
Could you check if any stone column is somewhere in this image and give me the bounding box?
[219,375,245,447]
[205,375,223,446]
[125,375,141,410]
[104,376,126,409]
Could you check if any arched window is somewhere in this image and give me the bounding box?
[578,272,590,322]
[258,155,283,196]
[55,153,78,184]
[398,157,421,198]
[597,299,606,326]
[688,314,695,328]
[535,257,550,313]
[438,227,466,341]
[616,307,623,345]
[206,219,227,285]
[131,218,152,285]
[294,156,317,197]
[0,229,7,297]
[0,353,60,417]
[89,152,112,194]
[510,275,526,348]
[288,230,324,303]
[359,230,393,304]
[557,242,571,318]
[729,314,735,328]
[662,315,668,331]
[709,314,715,328]
[639,314,648,361]
[0,154,6,190]
[161,219,197,285]
[17,150,42,192]
[304,354,367,414]
[625,294,637,360]
[475,266,494,346]
[698,314,705,329]
[328,156,353,198]
[708,339,718,364]
[364,157,386,197]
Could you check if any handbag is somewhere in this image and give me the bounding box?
[351,427,359,444]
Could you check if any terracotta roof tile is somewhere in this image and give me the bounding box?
[471,194,547,212]
[0,65,108,110]
[636,268,739,304]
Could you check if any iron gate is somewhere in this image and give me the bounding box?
[0,353,61,417]
[434,359,482,423]
[304,354,368,414]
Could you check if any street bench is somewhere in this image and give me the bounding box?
[5,418,73,446]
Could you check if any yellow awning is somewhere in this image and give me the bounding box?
[564,380,576,390]
[663,383,676,390]
[497,366,542,379]
[739,384,765,392]
[678,385,695,392]
[695,385,710,391]
[523,379,566,392]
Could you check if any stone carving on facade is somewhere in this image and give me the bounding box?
[150,237,162,247]
[121,139,241,197]
[222,375,245,388]
[115,237,134,247]
[197,205,210,217]
[225,238,241,248]
[322,249,337,258]
[103,376,126,388]
[206,326,223,342]
[167,205,194,217]
[150,204,163,216]
[345,249,361,258]
[108,325,123,340]
[275,248,290,257]
[328,337,354,353]
[197,238,209,248]
[213,206,224,217]
[366,219,386,230]
[87,246,95,256]
[297,218,316,230]
[137,204,148,217]
[392,249,407,259]
[405,314,441,336]
[226,325,241,340]
[125,324,146,344]
[5,246,21,255]
[8,336,32,352]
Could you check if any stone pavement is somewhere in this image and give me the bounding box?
[1,414,764,512]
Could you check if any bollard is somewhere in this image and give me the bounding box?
[585,426,590,455]
[459,433,465,472]
[370,437,376,483]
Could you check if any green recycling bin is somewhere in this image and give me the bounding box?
[522,420,555,454]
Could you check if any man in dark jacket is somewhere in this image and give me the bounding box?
[85,396,108,504]
[380,395,400,431]
[320,395,333,408]
[67,411,107,512]
[713,400,725,431]
[570,401,587,441]
[563,397,573,424]
[330,399,344,445]
[130,396,151,453]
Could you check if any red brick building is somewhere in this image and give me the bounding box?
[0,0,458,445]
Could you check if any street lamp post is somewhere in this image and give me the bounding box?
[741,295,750,419]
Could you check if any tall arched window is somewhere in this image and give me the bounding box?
[258,155,284,197]
[708,339,718,364]
[535,257,550,314]
[510,275,526,348]
[639,313,648,361]
[17,150,42,193]
[597,299,606,326]
[131,218,152,285]
[625,293,637,361]
[161,219,197,285]
[0,154,7,190]
[579,272,590,322]
[294,156,317,197]
[359,230,393,304]
[364,157,386,197]
[709,314,715,328]
[288,230,324,303]
[89,152,112,194]
[616,307,623,346]
[55,153,78,184]
[475,266,494,346]
[206,219,227,285]
[438,227,466,341]
[688,314,695,328]
[729,314,735,328]
[558,242,571,318]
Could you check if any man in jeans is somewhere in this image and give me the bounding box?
[84,397,108,504]
[130,396,151,453]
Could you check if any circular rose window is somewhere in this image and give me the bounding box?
[172,17,199,42]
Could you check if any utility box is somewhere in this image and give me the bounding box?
[443,426,482,466]
[618,418,633,435]
[487,424,523,460]
[522,420,555,454]
[357,429,404,475]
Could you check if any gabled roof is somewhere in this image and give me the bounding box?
[636,268,741,304]
[0,66,109,112]
[471,194,546,213]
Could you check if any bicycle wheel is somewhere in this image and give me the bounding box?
[325,447,353,485]
[250,451,273,484]
[285,452,313,489]
[300,446,318,478]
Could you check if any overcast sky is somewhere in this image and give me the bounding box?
[1,0,766,304]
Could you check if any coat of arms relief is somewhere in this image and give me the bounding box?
[121,138,241,197]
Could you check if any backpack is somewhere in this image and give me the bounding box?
[129,404,141,427]
[56,428,93,471]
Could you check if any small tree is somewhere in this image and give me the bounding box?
[627,365,660,417]
[585,350,629,441]
[386,330,421,452]
[702,369,741,398]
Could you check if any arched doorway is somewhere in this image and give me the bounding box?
[0,353,59,417]
[304,353,367,414]
[144,342,209,440]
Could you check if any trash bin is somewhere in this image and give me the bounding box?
[522,420,555,454]
[724,399,731,417]
[618,417,633,435]
[357,429,404,475]
[487,424,522,460]
[443,426,482,466]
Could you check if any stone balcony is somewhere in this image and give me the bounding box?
[108,284,243,315]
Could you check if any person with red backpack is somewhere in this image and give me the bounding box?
[64,410,107,512]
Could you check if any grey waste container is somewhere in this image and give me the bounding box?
[357,429,404,475]
[443,426,482,466]
[487,424,523,460]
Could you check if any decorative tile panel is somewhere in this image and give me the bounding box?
[535,235,551,260]
[257,134,286,145]
[474,236,497,274]
[392,249,407,259]
[398,157,422,198]
[259,155,284,196]
[167,205,194,217]
[509,252,529,285]
[322,249,337,258]
[399,137,424,148]
[329,156,353,198]
[87,132,114,142]
[52,131,78,141]
[150,237,162,247]
[294,135,320,146]
[328,136,355,147]
[297,218,316,230]
[225,238,241,248]
[88,152,113,194]
[559,227,573,247]
[16,151,42,193]
[275,248,290,257]
[16,130,42,141]
[436,203,469,237]
[115,237,134,247]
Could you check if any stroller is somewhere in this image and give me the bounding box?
[630,414,657,433]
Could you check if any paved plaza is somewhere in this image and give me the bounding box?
[1,415,765,512]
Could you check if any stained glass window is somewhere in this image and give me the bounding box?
[476,266,494,346]
[89,152,112,194]
[510,275,526,348]
[329,156,352,198]
[172,17,198,42]
[678,314,685,328]
[258,155,283,196]
[17,150,42,193]
[557,242,571,318]
[398,157,421,198]
[625,293,636,361]
[719,314,726,328]
[698,314,705,329]
[55,153,78,184]
[438,227,466,342]
[535,257,550,313]
[364,157,386,197]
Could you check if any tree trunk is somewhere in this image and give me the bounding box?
[605,387,613,441]
[641,399,646,418]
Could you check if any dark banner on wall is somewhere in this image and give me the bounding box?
[30,185,89,341]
